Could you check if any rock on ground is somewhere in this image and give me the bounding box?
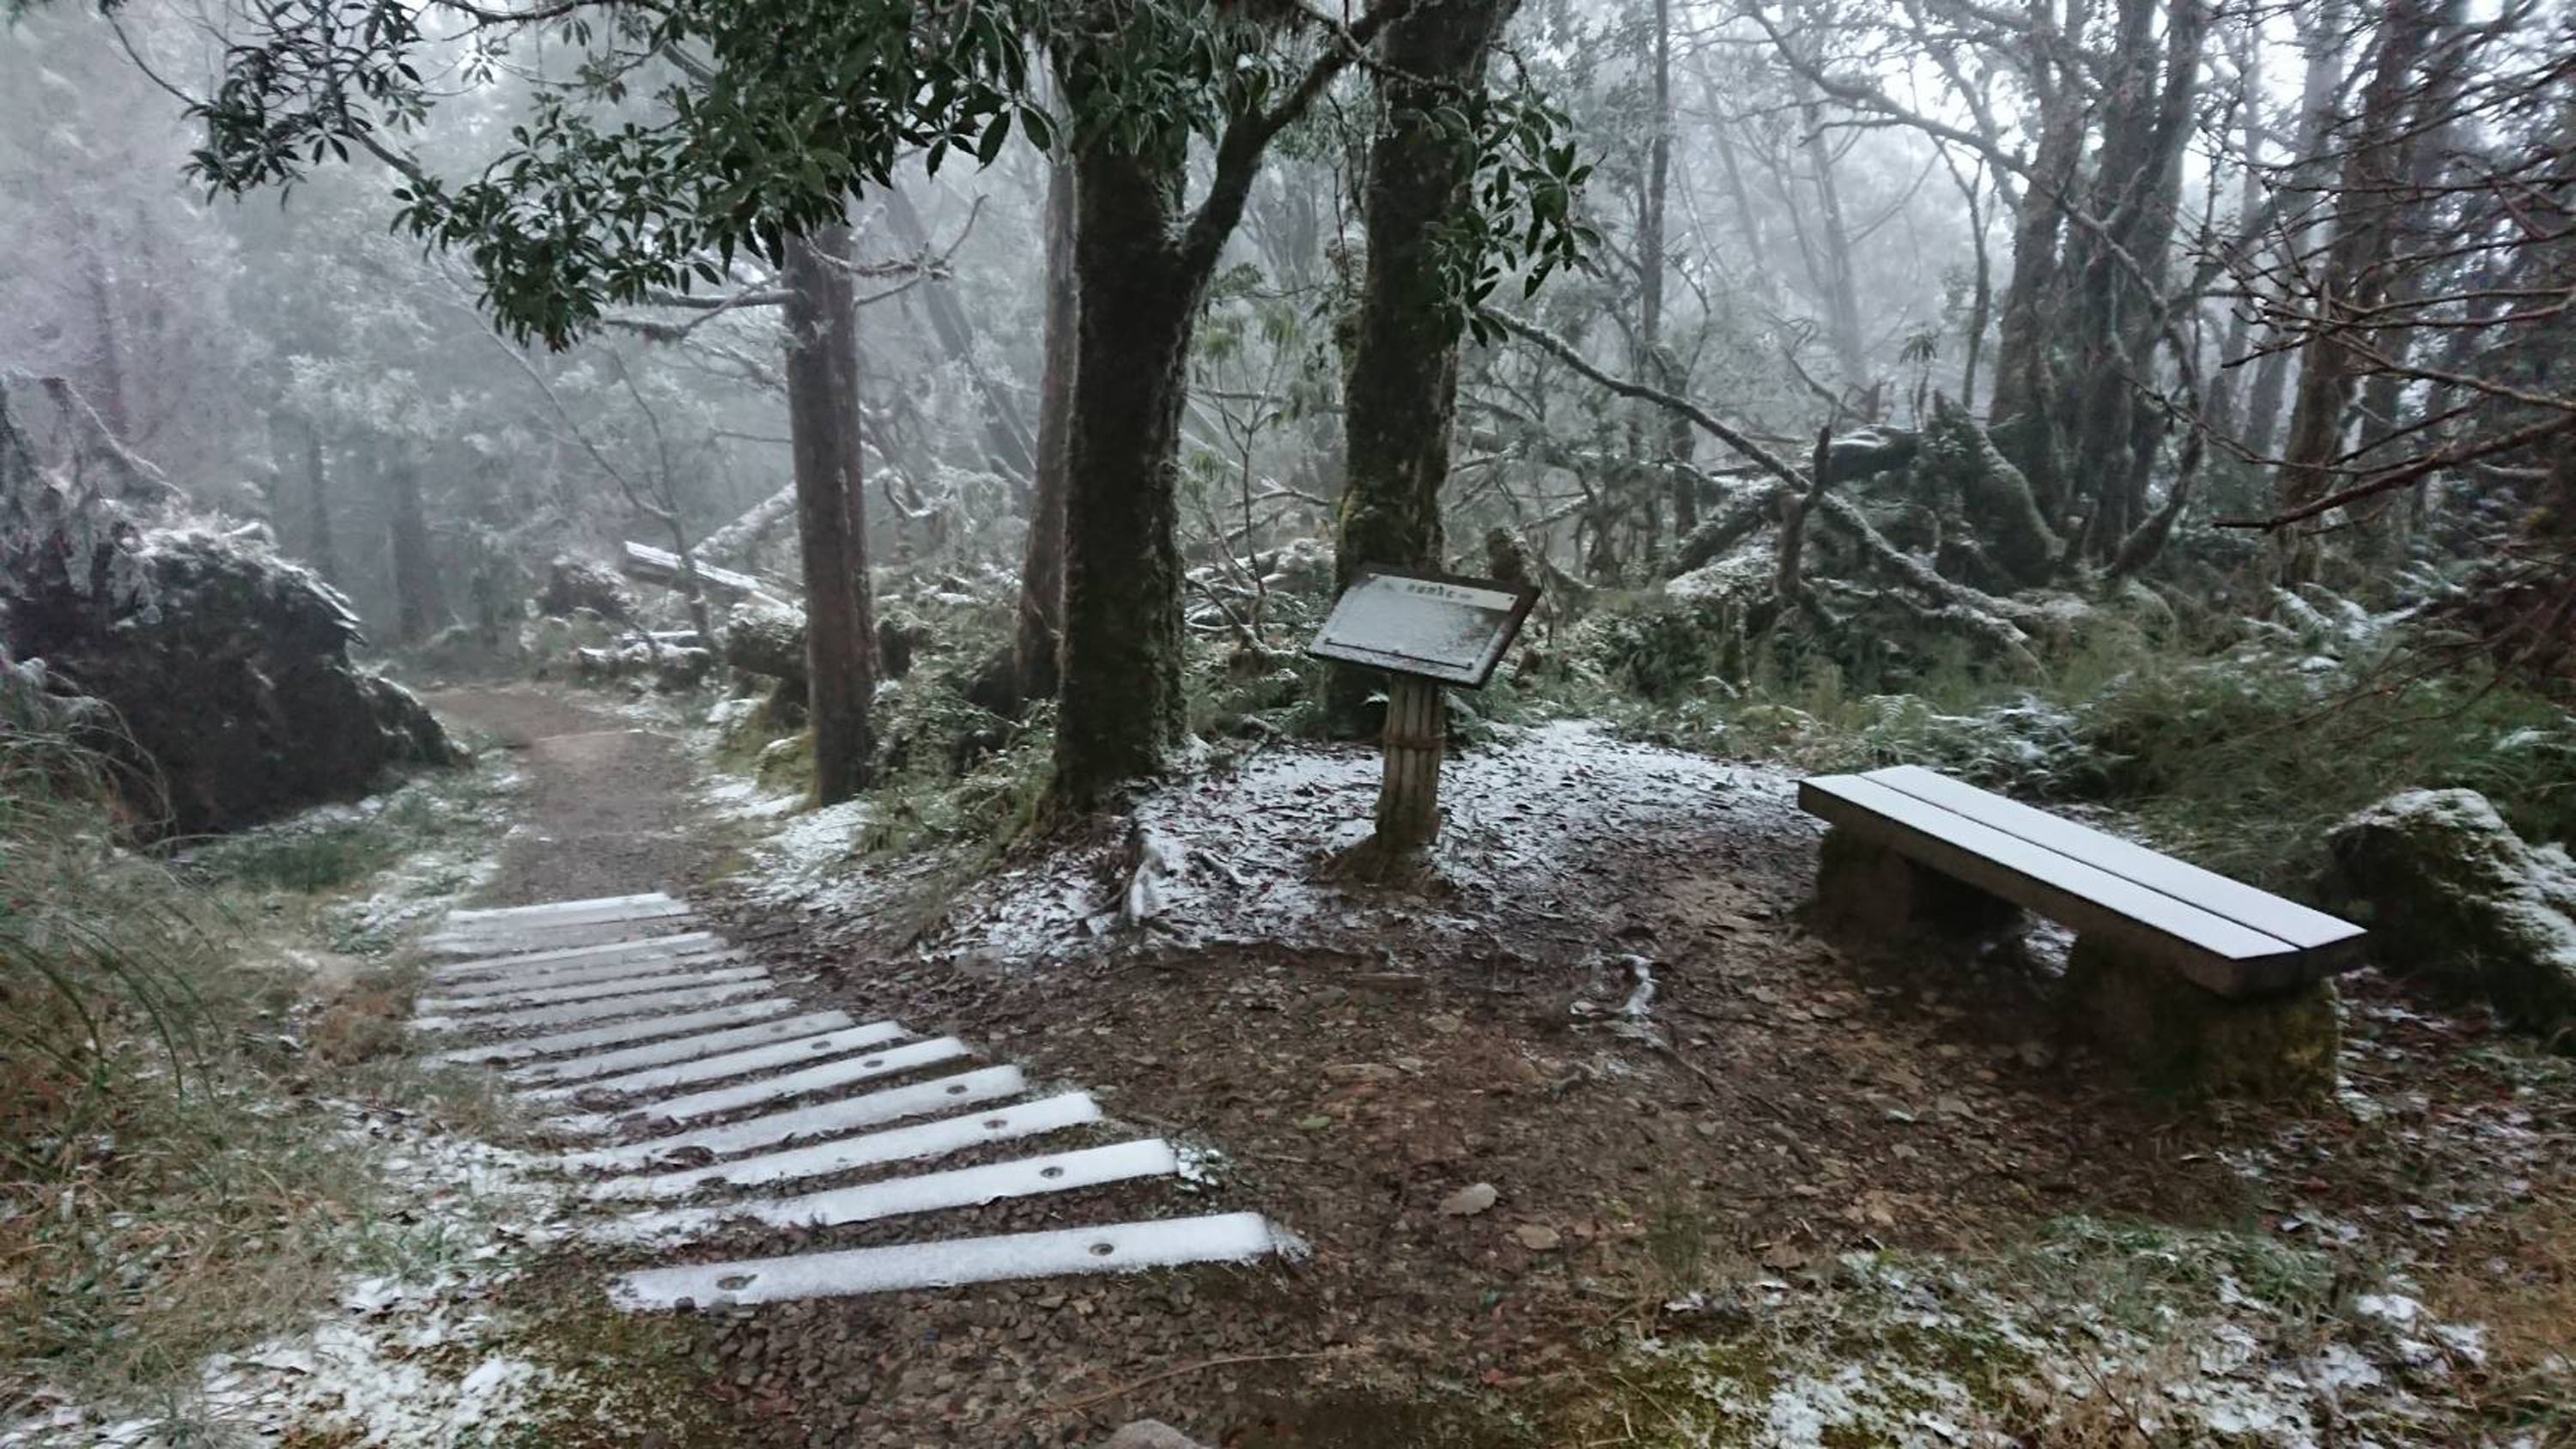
[1098,1422,1212,1449]
[536,552,638,621]
[3,518,452,836]
[2327,787,2576,1043]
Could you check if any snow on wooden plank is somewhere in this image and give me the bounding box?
[411,979,771,1035]
[1800,773,2304,995]
[427,932,730,983]
[588,1092,1105,1200]
[610,1211,1296,1309]
[420,966,769,1016]
[443,893,677,925]
[1863,765,2366,958]
[589,1138,1179,1248]
[426,899,693,945]
[507,1011,857,1088]
[521,1021,910,1104]
[428,948,743,997]
[562,1065,1030,1171]
[554,1037,971,1134]
[430,999,803,1066]
[421,912,702,959]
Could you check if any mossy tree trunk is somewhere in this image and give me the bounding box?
[1050,137,1198,809]
[1327,0,1519,734]
[1985,10,2085,446]
[1014,153,1078,708]
[1047,6,1397,809]
[783,223,879,805]
[2057,0,2205,552]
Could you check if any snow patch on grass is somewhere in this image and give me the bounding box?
[2,1104,572,1448]
[1591,1223,2510,1449]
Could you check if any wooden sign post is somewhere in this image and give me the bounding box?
[1309,568,1540,865]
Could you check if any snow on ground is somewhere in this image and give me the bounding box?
[732,719,1806,972]
[1612,1231,2500,1449]
[2,1107,571,1449]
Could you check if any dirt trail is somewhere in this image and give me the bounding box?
[422,687,713,906]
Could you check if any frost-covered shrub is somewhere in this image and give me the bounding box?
[1572,592,1740,702]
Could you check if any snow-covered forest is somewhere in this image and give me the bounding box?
[3,0,2573,1442]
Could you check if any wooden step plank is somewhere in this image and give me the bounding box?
[607,1211,1293,1310]
[562,1066,1030,1171]
[1865,766,2366,960]
[431,999,803,1066]
[429,947,743,996]
[554,1037,973,1134]
[587,1092,1105,1200]
[411,978,769,1035]
[1800,774,2314,997]
[508,1011,858,1088]
[522,1021,910,1103]
[421,965,769,1016]
[427,897,692,943]
[588,1138,1180,1249]
[428,932,730,983]
[422,914,702,959]
[444,893,677,926]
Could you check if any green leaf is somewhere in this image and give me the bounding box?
[976,109,1011,165]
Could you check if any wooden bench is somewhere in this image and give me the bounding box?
[1798,764,2367,1098]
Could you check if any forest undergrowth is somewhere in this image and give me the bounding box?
[0,712,517,1429]
[706,557,2574,908]
[1592,596,2576,893]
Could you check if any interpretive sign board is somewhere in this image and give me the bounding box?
[1305,568,1540,689]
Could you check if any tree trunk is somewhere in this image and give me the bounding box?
[1014,153,1078,707]
[1986,0,2089,436]
[2058,0,2206,552]
[2202,23,2264,444]
[2275,0,2436,582]
[1326,0,1520,733]
[1640,0,1697,537]
[387,452,443,644]
[1050,140,1198,809]
[2240,0,2354,459]
[302,416,339,584]
[1784,0,1868,389]
[79,219,133,446]
[881,185,1042,490]
[696,484,798,563]
[783,223,879,804]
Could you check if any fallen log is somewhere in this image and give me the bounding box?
[696,485,798,563]
[620,540,795,609]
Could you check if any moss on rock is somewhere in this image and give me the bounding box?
[2326,787,2576,1045]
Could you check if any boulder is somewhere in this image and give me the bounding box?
[536,553,638,622]
[1,522,453,837]
[2326,788,2576,1044]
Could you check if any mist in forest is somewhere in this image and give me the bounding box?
[7,0,2564,657]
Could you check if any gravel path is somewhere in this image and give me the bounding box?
[421,687,707,906]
